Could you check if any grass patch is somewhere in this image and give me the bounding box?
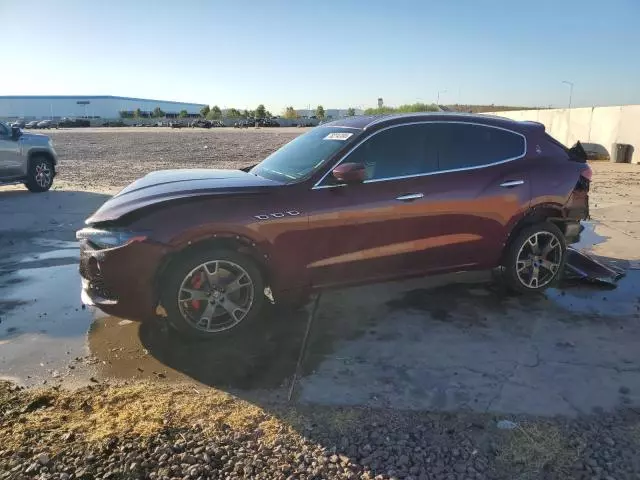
[496,421,580,479]
[0,382,299,451]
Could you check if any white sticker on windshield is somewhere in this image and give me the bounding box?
[323,132,353,141]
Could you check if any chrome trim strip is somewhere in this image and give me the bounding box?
[395,193,424,201]
[500,180,525,187]
[312,121,527,190]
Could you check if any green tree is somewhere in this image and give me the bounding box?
[283,106,298,119]
[265,110,273,119]
[255,104,266,119]
[152,107,165,118]
[200,105,210,118]
[206,105,222,120]
[364,102,439,115]
[315,105,325,119]
[134,108,142,119]
[346,107,356,117]
[227,108,242,118]
[179,110,188,118]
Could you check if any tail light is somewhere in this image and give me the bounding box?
[576,164,592,191]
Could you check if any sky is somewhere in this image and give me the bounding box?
[1,0,639,112]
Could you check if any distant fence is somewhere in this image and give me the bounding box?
[487,105,640,163]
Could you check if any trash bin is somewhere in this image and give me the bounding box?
[611,143,633,163]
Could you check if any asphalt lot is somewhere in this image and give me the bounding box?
[1,128,639,417]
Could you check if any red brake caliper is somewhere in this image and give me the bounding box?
[190,272,204,310]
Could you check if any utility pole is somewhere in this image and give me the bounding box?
[562,81,574,144]
[437,90,447,106]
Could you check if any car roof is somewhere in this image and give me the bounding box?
[322,112,538,133]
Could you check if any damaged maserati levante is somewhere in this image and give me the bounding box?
[77,113,591,339]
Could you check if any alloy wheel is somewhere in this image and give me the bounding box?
[515,231,563,289]
[35,162,52,189]
[177,260,254,333]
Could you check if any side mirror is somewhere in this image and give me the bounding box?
[332,162,366,184]
[11,126,22,140]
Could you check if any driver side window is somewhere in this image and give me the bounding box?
[0,123,9,137]
[341,123,439,182]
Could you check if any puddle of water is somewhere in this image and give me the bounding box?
[87,307,311,390]
[571,221,607,251]
[547,270,640,317]
[0,261,93,385]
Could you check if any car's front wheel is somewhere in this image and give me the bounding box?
[25,156,54,192]
[502,222,566,293]
[161,249,266,340]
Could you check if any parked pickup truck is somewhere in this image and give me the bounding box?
[0,121,58,192]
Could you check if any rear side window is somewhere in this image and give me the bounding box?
[346,124,439,181]
[438,123,525,171]
[0,122,8,136]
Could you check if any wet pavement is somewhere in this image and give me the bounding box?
[1,188,639,416]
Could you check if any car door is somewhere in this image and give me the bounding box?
[0,122,23,178]
[305,123,451,288]
[428,122,532,268]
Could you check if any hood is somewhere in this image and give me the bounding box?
[86,169,281,224]
[19,132,50,145]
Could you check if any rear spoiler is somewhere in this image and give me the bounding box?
[568,141,587,163]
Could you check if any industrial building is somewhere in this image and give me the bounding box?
[0,95,207,121]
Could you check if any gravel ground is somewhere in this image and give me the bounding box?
[45,127,302,193]
[1,382,639,479]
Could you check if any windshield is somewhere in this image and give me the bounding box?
[250,127,359,183]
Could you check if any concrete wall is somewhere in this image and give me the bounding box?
[487,105,640,163]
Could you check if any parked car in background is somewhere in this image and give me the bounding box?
[77,113,591,340]
[0,120,59,192]
[169,121,185,129]
[580,142,610,161]
[36,120,55,129]
[11,120,26,129]
[59,118,90,128]
[190,119,212,128]
[25,120,39,129]
[102,120,126,127]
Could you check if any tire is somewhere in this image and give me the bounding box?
[161,249,266,340]
[25,156,54,192]
[502,222,566,293]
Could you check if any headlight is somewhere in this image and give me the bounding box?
[76,228,147,249]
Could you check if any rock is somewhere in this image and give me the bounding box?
[496,420,518,430]
[25,463,39,473]
[37,453,50,465]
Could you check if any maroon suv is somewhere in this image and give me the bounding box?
[77,113,591,339]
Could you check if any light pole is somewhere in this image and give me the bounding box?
[562,80,574,144]
[562,80,573,109]
[437,90,447,105]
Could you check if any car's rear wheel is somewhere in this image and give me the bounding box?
[502,222,566,293]
[161,249,266,340]
[25,156,54,192]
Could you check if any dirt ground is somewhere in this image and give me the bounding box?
[46,127,302,194]
[1,128,640,478]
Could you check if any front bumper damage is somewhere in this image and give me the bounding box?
[79,239,168,320]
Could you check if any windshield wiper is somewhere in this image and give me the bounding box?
[261,168,297,180]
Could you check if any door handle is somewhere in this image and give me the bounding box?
[500,180,525,188]
[395,193,424,202]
